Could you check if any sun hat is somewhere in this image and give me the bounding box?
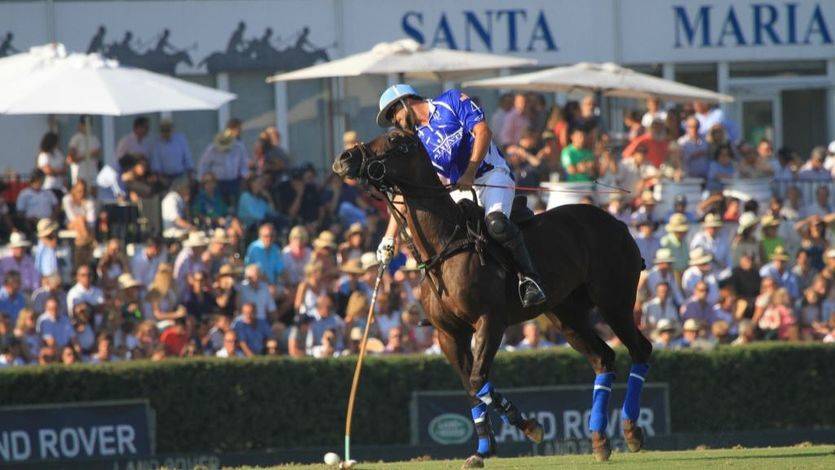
[217,264,242,278]
[640,189,656,205]
[656,318,678,333]
[210,228,229,244]
[183,231,210,248]
[737,212,759,234]
[360,252,379,271]
[653,248,675,265]
[702,213,723,228]
[36,219,59,238]
[7,232,31,248]
[770,246,790,261]
[340,259,365,275]
[665,213,690,233]
[118,273,143,290]
[760,214,780,228]
[345,222,363,238]
[212,129,236,152]
[682,318,701,332]
[688,247,714,266]
[376,84,422,127]
[313,231,337,250]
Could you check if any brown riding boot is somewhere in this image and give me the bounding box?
[622,419,645,452]
[591,432,612,462]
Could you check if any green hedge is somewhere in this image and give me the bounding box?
[0,343,832,453]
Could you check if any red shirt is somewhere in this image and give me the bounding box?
[622,134,670,168]
[160,328,188,356]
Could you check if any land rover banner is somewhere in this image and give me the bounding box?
[411,384,670,455]
[0,400,154,465]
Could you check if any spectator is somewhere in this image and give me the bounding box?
[282,226,311,286]
[191,172,228,221]
[239,264,277,322]
[642,281,680,332]
[198,124,249,204]
[619,146,657,197]
[677,116,710,179]
[499,93,529,147]
[758,247,801,299]
[182,270,215,322]
[35,296,73,349]
[384,326,404,354]
[731,212,763,267]
[67,116,102,187]
[574,95,599,144]
[633,219,659,268]
[161,177,194,233]
[116,116,152,163]
[97,239,128,293]
[0,271,26,324]
[706,144,737,192]
[36,131,67,195]
[213,264,239,318]
[150,119,193,182]
[216,330,243,358]
[130,237,165,287]
[680,319,714,350]
[244,223,284,285]
[306,294,343,353]
[622,119,670,168]
[797,146,830,181]
[681,248,720,305]
[62,180,97,265]
[689,214,732,275]
[737,143,772,178]
[146,264,184,321]
[732,319,757,345]
[16,170,58,228]
[680,281,714,326]
[232,302,273,356]
[652,318,682,350]
[66,265,104,317]
[693,101,740,143]
[660,214,690,274]
[515,321,555,350]
[238,175,281,230]
[759,215,785,261]
[757,287,797,341]
[276,163,322,229]
[560,128,594,182]
[60,345,80,365]
[173,231,208,288]
[490,94,514,142]
[159,319,188,357]
[0,233,39,294]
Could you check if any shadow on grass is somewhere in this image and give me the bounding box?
[646,450,834,465]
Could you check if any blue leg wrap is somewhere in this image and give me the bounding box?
[477,381,523,426]
[622,363,649,422]
[471,403,492,456]
[589,372,615,433]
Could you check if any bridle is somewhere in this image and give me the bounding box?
[346,133,487,312]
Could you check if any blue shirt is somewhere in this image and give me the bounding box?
[244,240,284,284]
[150,132,193,177]
[759,263,801,299]
[231,316,273,355]
[33,242,58,277]
[416,89,507,184]
[0,288,26,324]
[237,192,274,228]
[36,313,74,349]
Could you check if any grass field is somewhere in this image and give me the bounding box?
[262,445,835,470]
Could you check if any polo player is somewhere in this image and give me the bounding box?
[374,84,547,307]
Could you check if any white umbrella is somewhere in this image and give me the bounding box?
[463,62,733,103]
[267,38,537,82]
[0,43,235,115]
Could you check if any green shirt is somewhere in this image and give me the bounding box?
[560,145,594,182]
[761,236,785,261]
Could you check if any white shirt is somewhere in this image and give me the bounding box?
[161,191,186,231]
[62,195,96,226]
[37,150,66,191]
[689,230,732,272]
[641,111,667,128]
[680,266,720,305]
[68,131,102,186]
[66,283,104,312]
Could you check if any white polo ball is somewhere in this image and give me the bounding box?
[324,452,341,466]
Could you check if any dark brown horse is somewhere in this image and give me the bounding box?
[334,130,652,468]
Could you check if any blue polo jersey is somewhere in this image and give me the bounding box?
[415,89,506,184]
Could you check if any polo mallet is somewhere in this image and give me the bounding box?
[343,260,387,467]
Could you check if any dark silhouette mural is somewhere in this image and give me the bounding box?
[84,22,329,75]
[198,22,329,73]
[0,31,18,57]
[86,25,194,75]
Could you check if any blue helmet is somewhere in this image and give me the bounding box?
[376,84,422,127]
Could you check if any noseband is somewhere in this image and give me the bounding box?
[354,135,420,193]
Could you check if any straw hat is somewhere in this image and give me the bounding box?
[737,212,759,234]
[217,264,242,278]
[360,252,379,270]
[313,231,337,250]
[640,190,656,205]
[653,248,675,265]
[688,247,713,266]
[665,213,690,233]
[345,222,364,238]
[364,337,386,353]
[400,257,421,272]
[760,214,780,228]
[36,219,59,238]
[682,318,701,332]
[350,326,363,341]
[162,227,188,240]
[770,246,790,261]
[183,231,210,248]
[7,232,31,248]
[340,259,365,275]
[702,213,723,228]
[212,129,236,152]
[118,273,143,290]
[655,318,679,334]
[210,228,229,244]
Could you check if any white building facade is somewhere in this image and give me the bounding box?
[0,0,834,171]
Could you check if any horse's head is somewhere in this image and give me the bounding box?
[333,130,442,196]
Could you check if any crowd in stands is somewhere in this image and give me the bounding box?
[1,91,834,367]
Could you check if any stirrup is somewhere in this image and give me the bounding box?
[518,276,546,306]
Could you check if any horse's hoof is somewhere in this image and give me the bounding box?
[521,419,544,443]
[591,432,612,462]
[462,454,485,469]
[622,419,645,452]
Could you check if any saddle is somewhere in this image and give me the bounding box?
[457,195,536,227]
[452,196,535,271]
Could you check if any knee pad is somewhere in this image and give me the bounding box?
[486,212,515,243]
